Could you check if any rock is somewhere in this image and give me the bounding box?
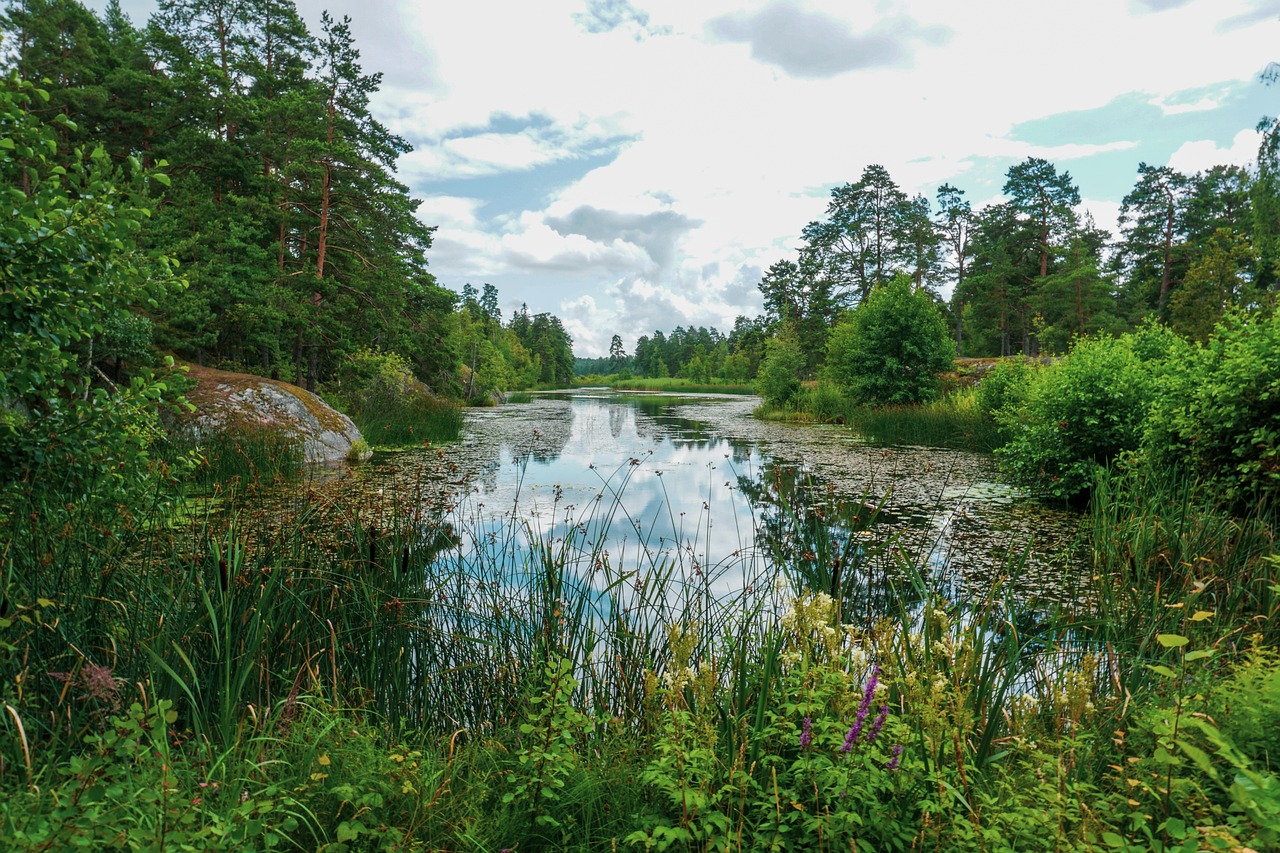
[181,365,370,464]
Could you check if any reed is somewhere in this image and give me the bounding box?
[186,424,305,489]
[348,391,465,446]
[846,388,1002,452]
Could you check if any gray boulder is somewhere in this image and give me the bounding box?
[182,365,369,464]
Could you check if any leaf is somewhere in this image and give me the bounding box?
[1189,610,1215,622]
[317,754,331,766]
[1146,664,1177,678]
[1156,633,1189,648]
[1184,649,1214,662]
[1101,831,1126,848]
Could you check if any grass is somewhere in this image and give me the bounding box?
[607,376,757,395]
[2,446,1277,850]
[762,383,1003,452]
[845,388,1002,452]
[344,390,464,447]
[183,424,305,491]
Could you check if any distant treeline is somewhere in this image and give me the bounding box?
[617,144,1280,382]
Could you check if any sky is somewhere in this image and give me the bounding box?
[103,0,1280,355]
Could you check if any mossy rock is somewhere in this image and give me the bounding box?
[180,365,370,464]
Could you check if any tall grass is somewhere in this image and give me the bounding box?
[346,390,464,446]
[184,424,305,491]
[775,384,1003,451]
[846,387,1002,452]
[607,377,757,395]
[1079,461,1279,697]
[2,449,1277,850]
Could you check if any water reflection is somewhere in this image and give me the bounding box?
[368,391,1082,608]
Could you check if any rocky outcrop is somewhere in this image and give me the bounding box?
[181,365,369,464]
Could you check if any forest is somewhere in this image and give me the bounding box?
[0,0,576,403]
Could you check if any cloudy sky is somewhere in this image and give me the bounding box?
[107,0,1280,355]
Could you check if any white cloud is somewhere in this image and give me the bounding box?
[1167,128,1261,174]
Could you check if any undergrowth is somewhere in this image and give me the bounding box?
[1,446,1276,850]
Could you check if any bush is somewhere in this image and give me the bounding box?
[328,348,463,445]
[756,327,804,408]
[995,326,1186,502]
[824,274,954,405]
[0,75,186,515]
[1144,309,1280,509]
[975,358,1034,417]
[795,381,850,423]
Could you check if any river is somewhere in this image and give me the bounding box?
[362,390,1083,613]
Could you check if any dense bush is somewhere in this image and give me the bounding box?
[994,326,1187,502]
[0,75,187,515]
[1143,308,1280,509]
[824,274,954,405]
[756,326,804,408]
[327,347,463,445]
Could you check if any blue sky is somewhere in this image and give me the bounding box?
[103,0,1280,355]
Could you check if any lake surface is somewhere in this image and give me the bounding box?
[364,391,1083,609]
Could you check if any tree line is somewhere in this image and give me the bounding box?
[0,0,574,397]
[615,138,1280,383]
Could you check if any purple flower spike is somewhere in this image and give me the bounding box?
[869,705,888,743]
[886,743,903,771]
[863,667,880,707]
[800,716,813,749]
[840,723,857,753]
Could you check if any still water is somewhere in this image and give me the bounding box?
[368,391,1082,607]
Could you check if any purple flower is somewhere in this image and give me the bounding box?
[886,743,903,771]
[841,667,882,752]
[799,716,813,749]
[868,705,888,743]
[863,667,880,706]
[840,722,858,753]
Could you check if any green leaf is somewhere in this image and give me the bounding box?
[1146,664,1178,678]
[1156,633,1189,648]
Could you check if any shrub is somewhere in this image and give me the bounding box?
[1144,308,1280,509]
[756,327,804,408]
[975,357,1035,417]
[329,348,463,445]
[824,274,954,405]
[995,326,1186,502]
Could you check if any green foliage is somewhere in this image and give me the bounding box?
[1144,308,1280,509]
[756,326,805,407]
[628,600,916,852]
[328,348,463,445]
[995,327,1186,501]
[974,358,1034,417]
[0,699,307,850]
[500,657,597,843]
[824,274,954,405]
[188,424,305,491]
[1168,228,1259,341]
[0,74,187,513]
[1104,635,1280,852]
